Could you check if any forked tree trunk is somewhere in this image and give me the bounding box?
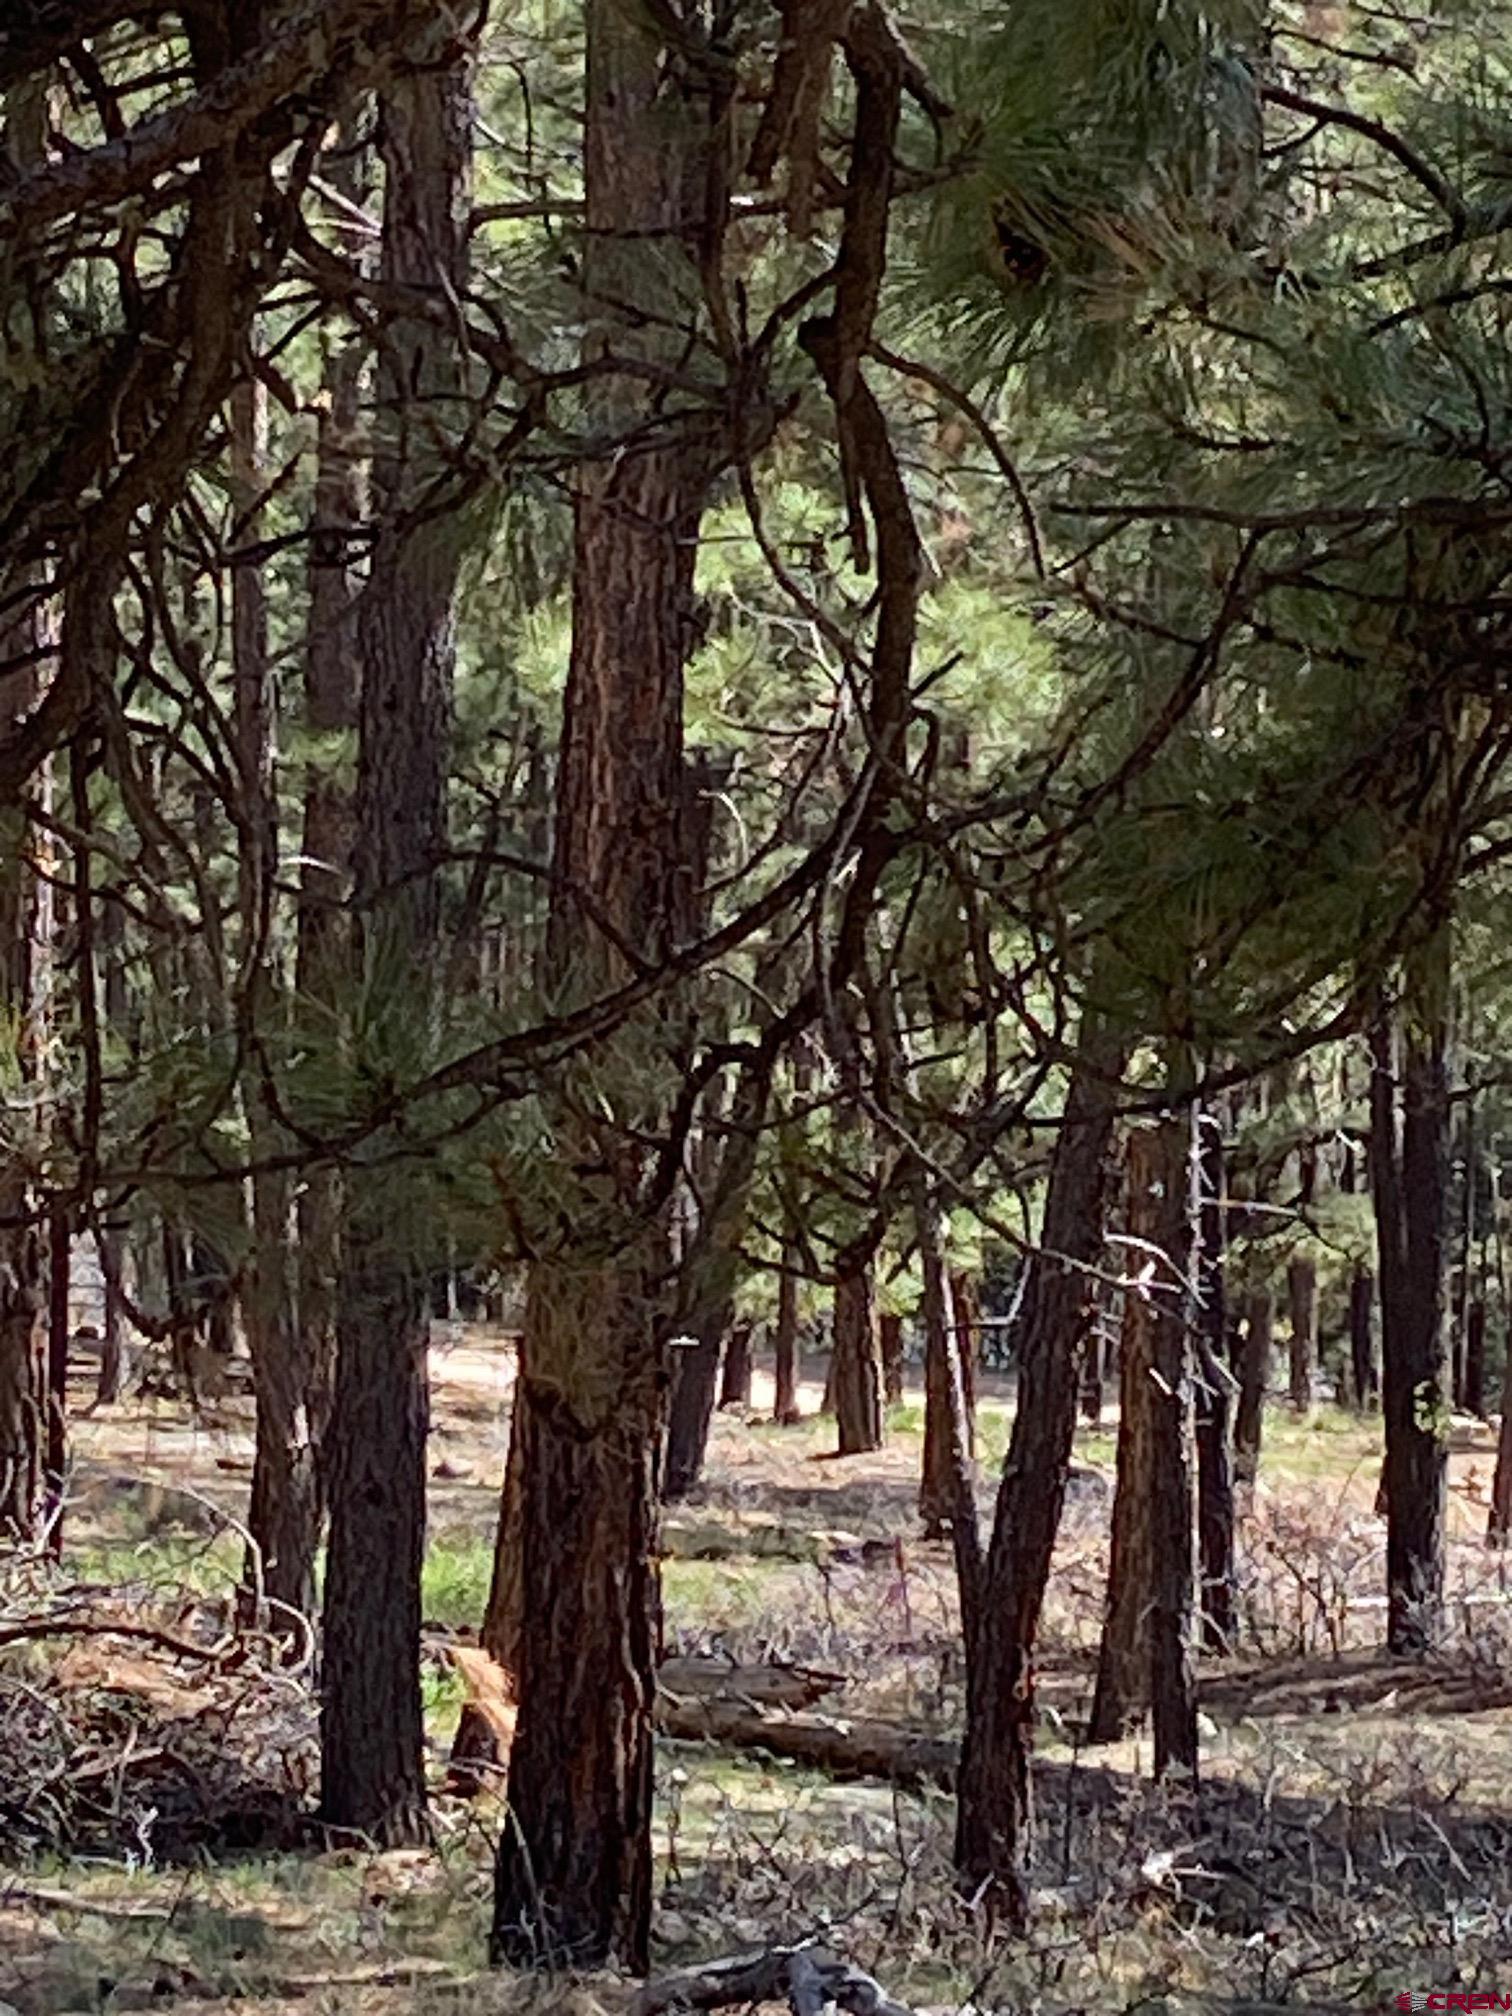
[1348,1269,1377,1410]
[719,1322,754,1409]
[1370,932,1450,1653]
[1286,1254,1317,1412]
[879,1311,905,1408]
[1195,1117,1234,1653]
[1090,1120,1198,1779]
[950,1270,980,1416]
[954,1020,1124,1920]
[773,1255,801,1425]
[321,41,470,1843]
[493,2,719,1969]
[831,1247,884,1456]
[1234,1289,1271,1487]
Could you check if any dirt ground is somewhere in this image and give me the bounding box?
[1,1332,1510,2016]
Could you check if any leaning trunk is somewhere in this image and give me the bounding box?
[320,42,469,1843]
[954,1018,1124,1921]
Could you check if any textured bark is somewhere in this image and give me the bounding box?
[0,83,49,1542]
[922,1270,977,1529]
[832,1250,884,1456]
[1348,1270,1378,1410]
[953,1021,1124,1920]
[1234,1290,1271,1487]
[320,42,469,1843]
[878,1312,905,1408]
[1370,935,1450,1653]
[493,0,718,1968]
[773,1255,801,1424]
[1195,1118,1234,1652]
[1286,1255,1317,1412]
[1090,1120,1198,1779]
[719,1322,754,1410]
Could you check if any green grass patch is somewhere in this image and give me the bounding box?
[422,1532,494,1628]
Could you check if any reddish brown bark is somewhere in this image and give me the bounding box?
[1090,1120,1198,1783]
[492,0,720,1966]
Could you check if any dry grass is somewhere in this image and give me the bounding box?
[1,1339,1509,2015]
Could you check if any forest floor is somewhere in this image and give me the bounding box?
[1,1332,1510,2016]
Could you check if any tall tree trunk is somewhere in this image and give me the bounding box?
[297,138,365,1507]
[320,40,470,1843]
[954,1019,1124,1921]
[1194,1113,1234,1652]
[231,378,314,1627]
[773,1252,801,1425]
[0,82,49,1541]
[1090,1119,1198,1778]
[832,1246,884,1456]
[1348,1269,1377,1410]
[1286,1254,1317,1412]
[719,1322,753,1409]
[1234,1289,1271,1487]
[492,1,719,1968]
[1370,932,1450,1653]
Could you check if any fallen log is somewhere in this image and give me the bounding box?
[632,1943,912,2016]
[654,1698,958,1788]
